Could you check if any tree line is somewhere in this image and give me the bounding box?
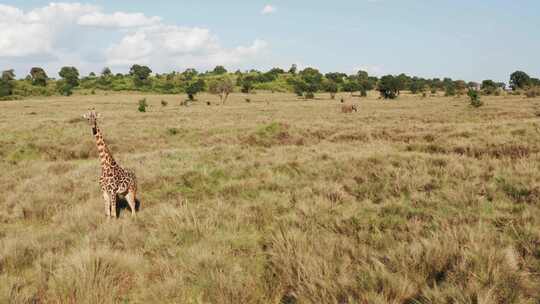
[1,64,538,101]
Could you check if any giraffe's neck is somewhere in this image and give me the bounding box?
[94,126,118,170]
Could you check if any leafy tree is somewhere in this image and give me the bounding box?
[209,76,234,104]
[357,70,369,81]
[129,64,152,87]
[288,64,297,75]
[378,75,400,99]
[481,79,498,95]
[0,69,15,97]
[322,79,338,99]
[409,77,426,94]
[181,68,198,81]
[59,66,79,86]
[325,72,347,84]
[467,81,479,89]
[88,72,96,78]
[30,67,48,86]
[58,66,79,95]
[287,77,307,96]
[396,73,411,94]
[342,78,361,96]
[238,74,257,93]
[186,79,205,100]
[445,83,456,96]
[213,65,227,75]
[268,67,285,75]
[101,67,112,76]
[510,71,530,90]
[299,67,323,98]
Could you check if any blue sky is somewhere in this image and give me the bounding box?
[0,1,539,82]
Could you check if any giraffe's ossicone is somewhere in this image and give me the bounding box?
[83,109,139,218]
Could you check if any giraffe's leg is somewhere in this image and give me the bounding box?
[125,190,137,217]
[110,193,118,219]
[102,191,111,218]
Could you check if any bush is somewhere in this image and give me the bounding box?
[161,100,168,106]
[468,89,482,107]
[378,75,400,99]
[138,98,148,112]
[305,92,315,99]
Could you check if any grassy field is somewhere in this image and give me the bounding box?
[1,92,540,303]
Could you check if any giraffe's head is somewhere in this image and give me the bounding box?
[82,108,101,135]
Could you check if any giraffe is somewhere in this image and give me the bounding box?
[83,109,139,218]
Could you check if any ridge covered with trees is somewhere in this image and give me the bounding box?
[1,64,539,100]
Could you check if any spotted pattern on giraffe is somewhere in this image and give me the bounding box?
[83,109,139,218]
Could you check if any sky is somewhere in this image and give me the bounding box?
[0,1,539,83]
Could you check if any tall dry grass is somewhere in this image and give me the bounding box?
[1,92,540,303]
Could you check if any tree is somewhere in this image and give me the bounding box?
[287,77,307,96]
[182,68,198,81]
[322,79,338,99]
[396,74,411,94]
[467,81,479,89]
[481,79,498,95]
[59,67,79,86]
[454,80,467,95]
[299,67,323,99]
[342,78,361,96]
[378,75,400,99]
[30,67,48,86]
[185,79,205,100]
[325,72,347,84]
[212,65,227,75]
[268,67,285,75]
[129,64,152,87]
[101,67,112,76]
[445,83,456,96]
[0,69,15,97]
[409,77,426,94]
[209,76,234,104]
[238,74,257,93]
[509,71,530,90]
[58,66,79,95]
[288,64,297,75]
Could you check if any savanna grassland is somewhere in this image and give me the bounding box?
[1,92,540,303]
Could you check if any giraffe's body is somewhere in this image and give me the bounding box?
[84,110,138,218]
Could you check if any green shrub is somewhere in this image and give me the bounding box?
[138,98,148,112]
[305,92,315,99]
[468,89,482,107]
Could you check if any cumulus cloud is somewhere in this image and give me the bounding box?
[77,12,161,28]
[0,3,268,74]
[261,5,276,15]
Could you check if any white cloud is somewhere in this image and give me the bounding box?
[105,24,267,70]
[0,3,268,74]
[261,5,276,15]
[78,12,161,28]
[353,65,385,76]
